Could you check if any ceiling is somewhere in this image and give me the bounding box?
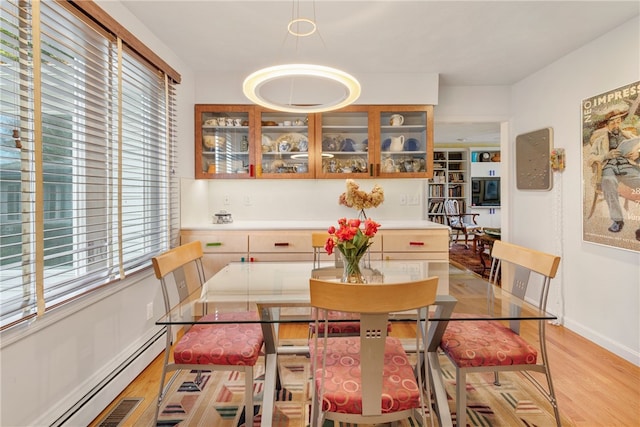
[120,1,639,143]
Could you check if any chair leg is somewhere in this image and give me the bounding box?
[245,367,254,426]
[154,334,173,425]
[456,369,467,427]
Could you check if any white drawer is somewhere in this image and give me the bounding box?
[249,231,313,253]
[181,231,248,253]
[381,230,449,253]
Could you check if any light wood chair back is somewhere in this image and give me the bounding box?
[152,240,203,280]
[152,240,205,310]
[310,278,438,314]
[311,232,329,269]
[491,240,560,279]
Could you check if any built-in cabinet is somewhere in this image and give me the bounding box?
[195,104,434,180]
[255,109,316,178]
[181,226,448,277]
[426,149,468,224]
[195,105,256,179]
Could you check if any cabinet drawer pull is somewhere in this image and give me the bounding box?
[274,242,290,247]
[206,242,222,247]
[409,241,425,246]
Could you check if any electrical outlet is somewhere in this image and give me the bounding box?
[243,195,252,206]
[399,194,407,205]
[408,194,419,205]
[146,302,153,320]
[223,195,230,205]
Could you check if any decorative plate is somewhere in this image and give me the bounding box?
[405,138,419,151]
[342,138,356,151]
[276,133,308,152]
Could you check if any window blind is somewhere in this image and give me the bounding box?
[0,0,179,328]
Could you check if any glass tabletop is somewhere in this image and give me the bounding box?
[156,260,557,326]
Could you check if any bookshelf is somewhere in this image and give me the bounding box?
[427,149,468,224]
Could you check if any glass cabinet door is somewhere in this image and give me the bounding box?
[315,107,371,178]
[256,109,313,178]
[375,106,433,178]
[195,105,254,179]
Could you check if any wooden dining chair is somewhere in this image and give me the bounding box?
[439,240,562,427]
[443,199,481,248]
[308,277,439,426]
[151,241,264,426]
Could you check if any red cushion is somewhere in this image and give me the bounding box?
[310,336,420,414]
[440,319,537,368]
[173,311,263,366]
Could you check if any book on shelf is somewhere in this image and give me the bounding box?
[427,200,445,214]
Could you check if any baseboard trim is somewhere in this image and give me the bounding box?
[48,328,166,427]
[563,317,639,366]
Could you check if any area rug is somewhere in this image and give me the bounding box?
[449,244,488,278]
[139,349,570,427]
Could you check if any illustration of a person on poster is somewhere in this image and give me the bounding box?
[582,81,640,251]
[587,107,640,235]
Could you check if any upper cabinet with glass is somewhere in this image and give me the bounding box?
[375,105,434,178]
[195,105,255,179]
[315,106,372,179]
[194,104,433,179]
[255,109,314,178]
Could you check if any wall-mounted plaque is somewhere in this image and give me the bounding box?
[516,128,553,191]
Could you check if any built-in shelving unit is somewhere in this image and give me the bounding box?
[469,147,501,228]
[426,149,468,224]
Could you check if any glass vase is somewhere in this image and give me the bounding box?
[340,252,366,284]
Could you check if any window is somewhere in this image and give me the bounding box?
[0,0,180,328]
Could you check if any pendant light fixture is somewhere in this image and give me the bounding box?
[243,2,361,113]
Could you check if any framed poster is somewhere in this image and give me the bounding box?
[581,81,640,252]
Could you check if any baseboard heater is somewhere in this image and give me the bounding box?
[50,328,166,427]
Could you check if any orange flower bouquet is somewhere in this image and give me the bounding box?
[325,217,381,283]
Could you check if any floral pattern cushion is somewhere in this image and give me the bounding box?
[440,318,537,368]
[309,336,420,414]
[174,311,263,366]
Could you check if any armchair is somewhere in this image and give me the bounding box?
[443,199,481,248]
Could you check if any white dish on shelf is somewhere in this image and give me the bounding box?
[276,133,308,152]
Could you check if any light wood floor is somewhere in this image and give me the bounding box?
[89,321,640,427]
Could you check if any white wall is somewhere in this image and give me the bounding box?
[0,2,198,426]
[2,6,638,427]
[509,17,640,364]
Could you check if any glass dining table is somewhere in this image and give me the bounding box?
[156,259,556,427]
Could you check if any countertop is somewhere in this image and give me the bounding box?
[181,220,450,231]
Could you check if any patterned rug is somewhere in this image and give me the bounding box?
[449,243,490,278]
[139,349,570,426]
